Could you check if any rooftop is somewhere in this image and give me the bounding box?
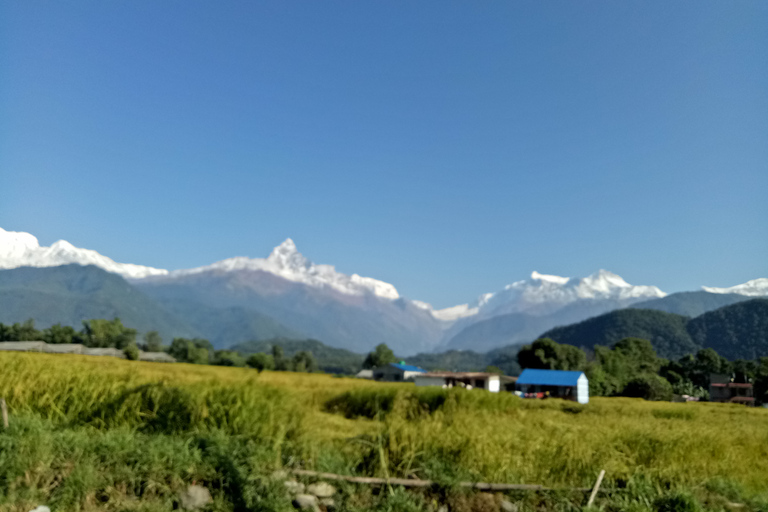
[516,369,585,387]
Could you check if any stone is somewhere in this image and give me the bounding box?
[293,494,320,511]
[500,500,518,512]
[179,485,213,510]
[437,505,448,512]
[29,507,50,512]
[319,497,336,510]
[271,470,289,480]
[284,480,306,494]
[307,482,336,498]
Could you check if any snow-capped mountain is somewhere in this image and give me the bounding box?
[702,278,768,297]
[0,227,167,279]
[425,269,667,322]
[149,238,400,300]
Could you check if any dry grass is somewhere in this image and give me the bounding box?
[2,352,768,511]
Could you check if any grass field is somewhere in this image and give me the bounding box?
[1,352,767,512]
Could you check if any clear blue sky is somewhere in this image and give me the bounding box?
[1,1,766,308]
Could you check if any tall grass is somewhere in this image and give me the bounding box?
[2,352,768,511]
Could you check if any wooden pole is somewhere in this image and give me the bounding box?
[586,469,606,507]
[0,398,8,429]
[291,469,592,492]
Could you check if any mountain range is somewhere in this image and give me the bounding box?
[0,226,765,355]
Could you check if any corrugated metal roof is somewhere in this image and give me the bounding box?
[390,363,426,373]
[516,369,585,386]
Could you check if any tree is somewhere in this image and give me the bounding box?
[622,374,674,401]
[81,318,136,349]
[123,343,140,361]
[517,338,586,371]
[246,353,275,372]
[213,350,246,367]
[42,324,80,344]
[485,365,503,375]
[168,338,210,365]
[291,351,318,373]
[363,343,397,369]
[272,345,289,371]
[143,331,163,352]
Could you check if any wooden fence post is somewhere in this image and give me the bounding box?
[586,469,605,507]
[0,398,8,429]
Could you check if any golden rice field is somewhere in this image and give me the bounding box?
[1,352,767,512]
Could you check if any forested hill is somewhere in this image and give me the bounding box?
[540,299,768,360]
[541,309,697,359]
[230,338,364,374]
[0,265,197,342]
[688,299,768,360]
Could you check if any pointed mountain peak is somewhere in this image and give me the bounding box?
[584,269,629,287]
[267,238,310,270]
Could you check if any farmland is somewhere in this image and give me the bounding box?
[1,352,767,512]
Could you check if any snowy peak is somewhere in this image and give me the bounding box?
[267,238,311,271]
[702,278,768,297]
[0,227,168,279]
[164,239,401,300]
[530,271,569,285]
[426,269,667,321]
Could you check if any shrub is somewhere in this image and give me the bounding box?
[246,353,275,372]
[123,344,140,361]
[622,374,673,401]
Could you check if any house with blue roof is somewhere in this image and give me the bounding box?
[373,362,427,382]
[515,369,589,404]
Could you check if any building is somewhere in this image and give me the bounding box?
[515,369,589,404]
[372,362,426,382]
[414,372,516,392]
[355,369,374,379]
[709,374,754,406]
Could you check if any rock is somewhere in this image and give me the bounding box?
[179,485,213,510]
[271,470,289,480]
[293,494,320,511]
[307,482,336,498]
[284,480,306,494]
[437,505,448,512]
[319,497,336,510]
[29,507,50,512]
[500,500,518,512]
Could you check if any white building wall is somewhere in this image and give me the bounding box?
[488,376,500,393]
[576,374,589,404]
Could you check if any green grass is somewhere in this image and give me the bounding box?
[1,352,768,511]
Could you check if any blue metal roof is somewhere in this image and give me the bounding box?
[390,363,426,373]
[516,369,585,386]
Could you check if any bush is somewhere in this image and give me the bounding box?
[123,344,140,361]
[246,353,275,372]
[623,374,674,401]
[212,350,246,367]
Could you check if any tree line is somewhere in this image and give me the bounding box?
[516,337,768,402]
[0,319,319,372]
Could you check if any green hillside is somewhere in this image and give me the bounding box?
[689,299,768,360]
[230,337,364,374]
[155,298,302,349]
[541,308,698,359]
[540,300,768,361]
[0,265,197,342]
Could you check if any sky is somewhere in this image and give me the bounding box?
[1,1,766,308]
